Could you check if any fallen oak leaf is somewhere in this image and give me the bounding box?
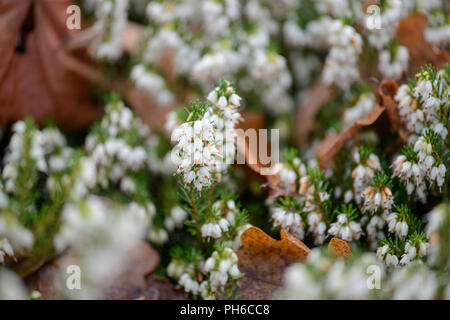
[317,104,385,168]
[0,0,100,130]
[236,227,310,299]
[328,238,352,258]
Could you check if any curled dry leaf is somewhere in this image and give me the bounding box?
[328,238,352,258]
[296,80,332,146]
[378,79,409,143]
[397,13,450,75]
[25,241,160,300]
[317,104,385,168]
[236,227,310,299]
[0,0,100,130]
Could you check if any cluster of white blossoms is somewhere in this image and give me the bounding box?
[0,268,27,299]
[394,67,449,141]
[168,244,242,299]
[392,154,426,202]
[343,92,376,128]
[200,198,249,244]
[278,245,447,299]
[147,227,169,245]
[377,233,429,268]
[323,20,362,91]
[328,212,362,242]
[385,212,409,239]
[133,0,296,114]
[422,3,450,49]
[376,244,399,267]
[425,23,450,49]
[250,50,294,114]
[425,203,450,269]
[378,45,409,80]
[387,262,439,299]
[164,206,188,233]
[365,214,386,251]
[171,112,221,191]
[171,81,242,191]
[392,131,446,203]
[399,239,429,266]
[270,162,331,244]
[92,0,129,61]
[131,64,174,107]
[365,0,406,50]
[2,121,47,193]
[277,249,384,299]
[53,195,150,298]
[85,97,151,193]
[201,247,242,299]
[0,215,33,264]
[167,256,203,295]
[201,219,229,240]
[40,128,74,174]
[360,0,410,80]
[206,80,243,168]
[210,199,251,250]
[271,155,306,195]
[361,185,394,214]
[351,150,382,205]
[271,205,305,240]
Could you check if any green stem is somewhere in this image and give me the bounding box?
[189,184,203,246]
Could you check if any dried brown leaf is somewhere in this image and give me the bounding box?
[317,104,385,168]
[0,0,100,130]
[236,227,310,299]
[328,238,352,258]
[397,13,450,74]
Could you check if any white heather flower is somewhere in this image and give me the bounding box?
[361,186,394,214]
[343,93,375,127]
[170,206,188,228]
[0,215,33,264]
[323,21,362,91]
[53,196,149,298]
[0,268,27,299]
[179,273,200,295]
[352,152,382,205]
[201,223,222,239]
[389,262,438,299]
[365,0,405,50]
[366,215,385,250]
[385,212,410,239]
[202,248,241,296]
[307,212,327,245]
[271,206,304,240]
[328,213,362,242]
[148,227,169,245]
[92,0,129,61]
[378,45,409,80]
[131,65,174,107]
